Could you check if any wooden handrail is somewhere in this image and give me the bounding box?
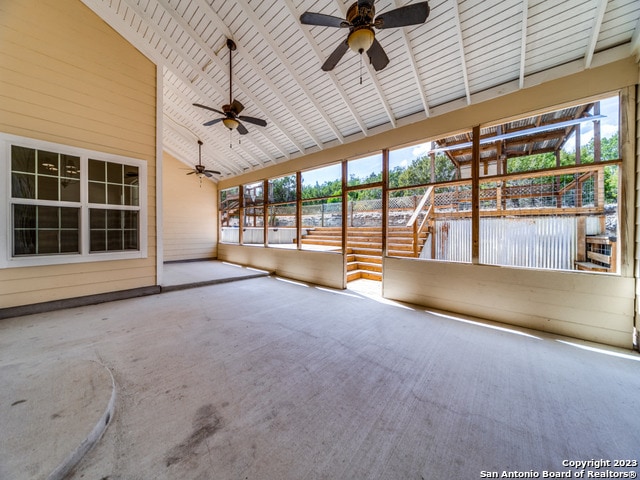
[417,204,433,235]
[407,186,434,227]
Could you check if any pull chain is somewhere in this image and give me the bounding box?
[359,54,363,85]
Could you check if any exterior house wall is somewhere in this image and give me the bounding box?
[219,58,639,348]
[0,0,157,309]
[162,151,217,262]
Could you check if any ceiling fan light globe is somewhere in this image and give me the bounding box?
[222,118,240,130]
[348,27,374,54]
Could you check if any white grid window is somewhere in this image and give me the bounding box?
[1,133,147,268]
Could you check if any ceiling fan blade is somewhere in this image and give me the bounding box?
[300,12,349,28]
[367,38,389,71]
[322,40,350,71]
[238,115,267,127]
[375,2,430,29]
[204,172,213,178]
[203,118,224,127]
[186,171,196,175]
[236,121,249,135]
[204,169,222,175]
[193,103,225,116]
[231,99,244,115]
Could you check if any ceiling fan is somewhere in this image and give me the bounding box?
[300,0,430,72]
[187,140,220,179]
[193,39,267,135]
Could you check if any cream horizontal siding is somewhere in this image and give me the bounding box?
[0,0,157,309]
[383,258,635,348]
[2,262,154,307]
[163,152,217,262]
[218,244,345,290]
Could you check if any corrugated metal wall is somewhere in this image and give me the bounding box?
[425,217,580,270]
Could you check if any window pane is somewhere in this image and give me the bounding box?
[39,206,59,229]
[107,230,123,250]
[268,175,296,203]
[387,187,430,258]
[301,199,342,252]
[267,203,297,247]
[38,175,58,201]
[347,153,382,187]
[220,187,239,204]
[89,159,105,181]
[90,209,106,229]
[107,210,121,229]
[13,204,36,255]
[60,230,79,253]
[14,229,36,255]
[37,150,58,175]
[89,182,106,204]
[13,204,36,229]
[431,130,474,180]
[389,142,457,188]
[242,206,264,245]
[220,187,240,244]
[302,163,342,199]
[90,230,106,252]
[12,172,36,199]
[61,208,79,228]
[38,230,59,254]
[12,146,36,173]
[107,184,123,205]
[61,179,80,202]
[123,185,139,206]
[244,182,264,207]
[479,96,620,273]
[107,162,122,183]
[124,211,137,229]
[60,155,80,179]
[124,165,139,184]
[123,210,138,249]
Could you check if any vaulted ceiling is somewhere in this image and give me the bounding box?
[81,0,640,180]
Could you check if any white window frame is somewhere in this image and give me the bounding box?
[0,133,148,268]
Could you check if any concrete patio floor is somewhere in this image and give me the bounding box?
[1,263,639,479]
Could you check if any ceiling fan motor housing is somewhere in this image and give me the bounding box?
[347,2,375,25]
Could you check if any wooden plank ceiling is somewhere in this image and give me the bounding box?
[80,0,640,180]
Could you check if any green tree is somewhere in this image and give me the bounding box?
[389,154,456,190]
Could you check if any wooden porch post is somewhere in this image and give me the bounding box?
[472,125,480,264]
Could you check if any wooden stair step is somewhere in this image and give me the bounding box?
[347,262,382,273]
[347,270,382,282]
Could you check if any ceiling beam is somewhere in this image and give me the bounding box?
[394,0,430,117]
[282,0,370,135]
[584,0,608,69]
[518,0,528,89]
[451,0,472,105]
[630,17,640,61]
[233,0,345,146]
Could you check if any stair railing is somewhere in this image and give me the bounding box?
[406,186,434,257]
